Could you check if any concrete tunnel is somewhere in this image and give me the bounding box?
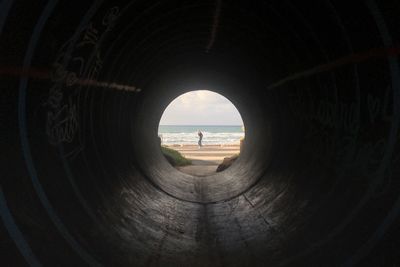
[1,1,400,266]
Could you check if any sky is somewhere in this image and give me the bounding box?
[159,90,243,125]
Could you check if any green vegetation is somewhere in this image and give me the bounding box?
[161,146,192,166]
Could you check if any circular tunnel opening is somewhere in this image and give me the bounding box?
[135,83,270,203]
[157,90,246,177]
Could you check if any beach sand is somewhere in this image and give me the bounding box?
[165,144,240,176]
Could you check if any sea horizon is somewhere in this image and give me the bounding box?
[159,124,243,126]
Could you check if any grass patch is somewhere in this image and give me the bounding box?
[161,146,192,166]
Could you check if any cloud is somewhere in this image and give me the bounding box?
[159,90,243,125]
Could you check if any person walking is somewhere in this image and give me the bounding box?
[198,130,203,148]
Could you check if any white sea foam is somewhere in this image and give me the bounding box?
[159,132,244,145]
[158,125,245,145]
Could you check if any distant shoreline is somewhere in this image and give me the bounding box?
[159,124,243,126]
[159,125,244,145]
[164,143,240,147]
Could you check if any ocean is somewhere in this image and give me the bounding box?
[158,125,245,145]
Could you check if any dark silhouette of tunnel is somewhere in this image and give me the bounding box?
[1,1,400,266]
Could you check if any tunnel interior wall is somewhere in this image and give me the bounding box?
[1,1,400,266]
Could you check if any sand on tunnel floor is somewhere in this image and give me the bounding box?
[165,144,240,176]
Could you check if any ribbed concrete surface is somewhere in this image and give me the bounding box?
[1,1,400,267]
